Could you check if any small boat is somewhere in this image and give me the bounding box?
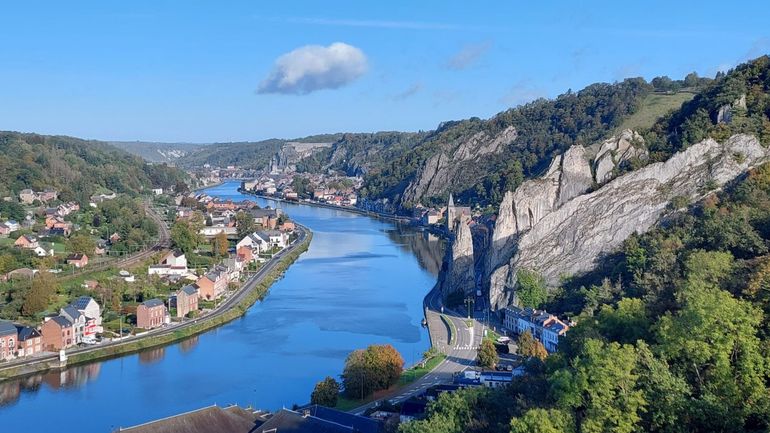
[421,318,427,327]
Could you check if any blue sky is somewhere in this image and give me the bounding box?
[1,1,768,143]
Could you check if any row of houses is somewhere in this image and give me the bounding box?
[0,296,103,359]
[503,306,571,352]
[18,188,58,205]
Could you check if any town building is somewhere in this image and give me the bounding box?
[148,250,191,277]
[136,299,168,330]
[66,253,89,268]
[19,189,36,204]
[15,325,42,356]
[14,234,39,249]
[256,406,382,433]
[503,306,570,352]
[445,194,472,228]
[41,316,75,351]
[196,268,228,300]
[0,320,18,361]
[114,405,267,433]
[71,296,103,334]
[174,285,199,318]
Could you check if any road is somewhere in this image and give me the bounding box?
[351,286,481,414]
[0,224,309,377]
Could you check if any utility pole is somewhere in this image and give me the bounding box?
[464,296,474,319]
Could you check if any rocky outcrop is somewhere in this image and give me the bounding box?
[717,94,747,124]
[593,129,648,183]
[488,134,768,309]
[558,146,594,205]
[442,214,476,297]
[401,126,517,205]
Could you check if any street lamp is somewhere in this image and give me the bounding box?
[464,296,475,319]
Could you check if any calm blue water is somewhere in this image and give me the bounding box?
[0,181,444,433]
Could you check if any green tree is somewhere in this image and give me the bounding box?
[634,342,690,433]
[656,285,769,430]
[235,211,256,238]
[212,231,229,257]
[342,344,404,399]
[510,408,575,433]
[596,298,650,344]
[68,233,96,255]
[477,338,499,368]
[517,330,547,360]
[516,269,548,308]
[170,220,202,254]
[550,339,645,433]
[21,272,58,316]
[310,376,340,407]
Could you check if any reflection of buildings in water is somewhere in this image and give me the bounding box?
[0,381,21,406]
[384,225,445,276]
[42,362,102,389]
[138,346,166,364]
[179,335,199,354]
[0,362,100,407]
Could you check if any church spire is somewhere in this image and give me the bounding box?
[448,193,455,208]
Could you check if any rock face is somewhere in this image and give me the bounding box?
[558,146,594,205]
[401,126,517,205]
[593,129,647,183]
[488,133,768,309]
[442,214,476,297]
[717,94,748,124]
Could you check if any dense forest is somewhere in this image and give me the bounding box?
[0,132,186,203]
[296,131,428,175]
[361,78,655,208]
[400,57,770,433]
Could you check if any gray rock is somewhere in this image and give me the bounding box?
[401,126,517,205]
[558,146,593,205]
[442,214,476,297]
[593,129,647,184]
[488,134,768,310]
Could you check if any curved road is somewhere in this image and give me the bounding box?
[352,286,480,414]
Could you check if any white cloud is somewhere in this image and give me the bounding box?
[445,42,492,70]
[257,42,368,95]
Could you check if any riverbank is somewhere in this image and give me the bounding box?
[238,188,414,224]
[0,226,313,382]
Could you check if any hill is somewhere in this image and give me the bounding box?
[0,131,187,203]
[109,141,208,164]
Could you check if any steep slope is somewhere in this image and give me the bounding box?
[110,141,208,163]
[0,131,186,203]
[362,78,654,209]
[488,133,767,309]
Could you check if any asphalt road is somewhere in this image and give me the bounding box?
[351,286,480,414]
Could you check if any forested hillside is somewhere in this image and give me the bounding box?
[400,56,770,433]
[362,78,654,208]
[0,131,186,203]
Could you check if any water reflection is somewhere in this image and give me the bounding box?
[138,347,166,364]
[0,363,102,406]
[0,181,445,433]
[383,226,444,276]
[179,335,199,354]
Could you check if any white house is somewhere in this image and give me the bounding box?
[151,188,163,195]
[503,307,570,352]
[148,250,191,277]
[236,232,269,255]
[260,230,288,249]
[199,226,237,238]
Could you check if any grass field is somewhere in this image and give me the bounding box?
[617,91,694,133]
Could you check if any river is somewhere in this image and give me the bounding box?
[0,181,444,433]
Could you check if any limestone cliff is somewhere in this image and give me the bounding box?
[441,214,476,297]
[487,133,767,309]
[401,126,518,205]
